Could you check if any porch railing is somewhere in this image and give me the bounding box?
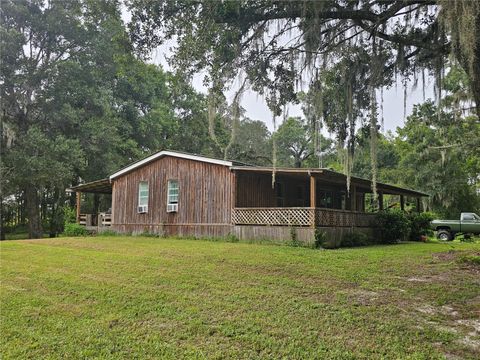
[231,207,314,226]
[79,213,112,227]
[231,207,376,227]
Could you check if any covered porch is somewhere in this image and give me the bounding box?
[231,167,427,228]
[68,178,113,231]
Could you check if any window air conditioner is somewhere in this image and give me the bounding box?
[167,203,178,213]
[138,205,148,213]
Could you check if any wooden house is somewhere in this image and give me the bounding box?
[70,150,428,245]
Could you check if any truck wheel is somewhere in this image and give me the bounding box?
[437,230,452,241]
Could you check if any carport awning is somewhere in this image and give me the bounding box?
[68,178,112,194]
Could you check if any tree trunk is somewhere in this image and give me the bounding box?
[25,186,43,239]
[294,155,302,168]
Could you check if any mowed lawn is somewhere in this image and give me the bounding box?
[1,237,479,359]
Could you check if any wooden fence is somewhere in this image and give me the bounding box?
[231,207,376,228]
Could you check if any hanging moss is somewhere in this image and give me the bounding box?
[440,1,480,78]
[224,78,247,160]
[207,84,225,154]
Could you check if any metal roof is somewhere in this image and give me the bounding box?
[68,178,112,194]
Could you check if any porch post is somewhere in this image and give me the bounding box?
[76,192,81,223]
[378,191,384,211]
[310,175,316,227]
[400,195,405,211]
[416,197,421,212]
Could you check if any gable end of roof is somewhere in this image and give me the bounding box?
[109,151,233,180]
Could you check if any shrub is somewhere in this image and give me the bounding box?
[139,231,161,238]
[288,227,300,247]
[63,223,88,237]
[408,212,435,241]
[374,209,411,244]
[225,234,239,243]
[341,231,371,247]
[63,206,77,224]
[314,229,327,248]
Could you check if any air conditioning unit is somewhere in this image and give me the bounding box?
[167,203,178,213]
[138,205,148,213]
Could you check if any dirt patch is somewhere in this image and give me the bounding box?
[433,250,480,276]
[406,274,448,283]
[455,319,480,335]
[350,289,379,305]
[416,305,438,315]
[433,250,459,262]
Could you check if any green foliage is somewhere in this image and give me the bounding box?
[63,207,77,225]
[314,229,327,249]
[139,231,161,238]
[225,234,240,243]
[98,229,119,237]
[375,210,411,244]
[395,99,480,218]
[408,212,435,241]
[457,253,480,267]
[63,223,88,237]
[273,116,334,168]
[226,118,272,165]
[288,227,300,247]
[341,232,372,248]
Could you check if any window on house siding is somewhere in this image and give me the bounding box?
[167,180,179,204]
[138,181,149,207]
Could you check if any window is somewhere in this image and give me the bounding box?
[167,180,179,204]
[138,181,149,212]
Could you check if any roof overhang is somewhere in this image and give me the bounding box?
[109,150,233,180]
[67,178,112,194]
[230,166,428,197]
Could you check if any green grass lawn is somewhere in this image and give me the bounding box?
[1,237,479,359]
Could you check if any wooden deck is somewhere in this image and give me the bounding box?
[231,207,376,228]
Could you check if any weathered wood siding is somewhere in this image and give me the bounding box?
[111,156,234,236]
